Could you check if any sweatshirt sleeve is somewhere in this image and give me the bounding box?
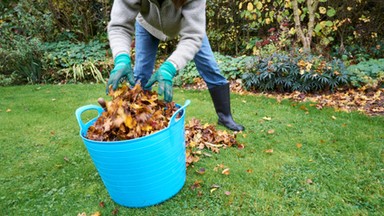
[167,0,206,71]
[107,0,141,58]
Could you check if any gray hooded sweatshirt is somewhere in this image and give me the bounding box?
[108,0,206,71]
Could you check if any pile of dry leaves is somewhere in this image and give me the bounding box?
[87,84,178,141]
[185,118,243,167]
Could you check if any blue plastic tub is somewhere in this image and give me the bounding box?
[75,100,190,208]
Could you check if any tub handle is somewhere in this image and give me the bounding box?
[75,104,104,132]
[169,100,191,126]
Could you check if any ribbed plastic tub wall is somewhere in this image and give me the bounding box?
[75,100,190,208]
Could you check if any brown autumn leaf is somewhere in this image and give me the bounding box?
[306,178,314,184]
[112,208,119,215]
[190,180,202,190]
[99,201,105,208]
[197,168,206,175]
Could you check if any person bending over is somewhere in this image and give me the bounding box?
[106,0,244,131]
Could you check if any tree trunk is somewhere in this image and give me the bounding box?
[292,0,320,53]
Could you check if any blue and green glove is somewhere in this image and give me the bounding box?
[106,54,135,94]
[144,61,177,102]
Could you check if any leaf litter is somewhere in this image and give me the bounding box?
[183,78,384,116]
[87,84,178,141]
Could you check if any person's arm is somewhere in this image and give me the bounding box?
[108,0,141,58]
[167,0,206,70]
[106,0,141,94]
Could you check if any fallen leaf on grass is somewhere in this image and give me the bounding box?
[225,191,231,196]
[296,143,303,148]
[262,116,272,121]
[331,115,337,120]
[91,212,101,216]
[210,184,220,193]
[237,144,245,150]
[190,180,202,190]
[300,105,308,111]
[112,208,119,215]
[210,188,218,193]
[197,168,206,175]
[267,129,275,134]
[222,168,230,175]
[6,109,11,112]
[246,169,253,173]
[265,149,273,154]
[306,179,314,184]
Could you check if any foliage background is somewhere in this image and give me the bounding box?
[0,0,383,89]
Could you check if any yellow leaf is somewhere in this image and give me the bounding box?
[247,2,254,11]
[265,18,271,24]
[262,116,272,121]
[256,2,263,10]
[331,116,337,120]
[6,109,11,112]
[288,27,296,35]
[319,7,326,14]
[239,2,243,9]
[124,115,134,129]
[91,211,101,216]
[297,9,302,16]
[189,141,197,148]
[142,124,153,132]
[296,143,302,148]
[222,168,230,175]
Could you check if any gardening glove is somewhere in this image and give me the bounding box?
[144,61,177,102]
[106,53,135,94]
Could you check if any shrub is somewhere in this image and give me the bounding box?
[346,59,384,89]
[174,53,251,86]
[242,52,349,92]
[42,40,111,83]
[0,36,45,84]
[0,73,22,87]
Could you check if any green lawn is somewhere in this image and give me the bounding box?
[0,84,383,215]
